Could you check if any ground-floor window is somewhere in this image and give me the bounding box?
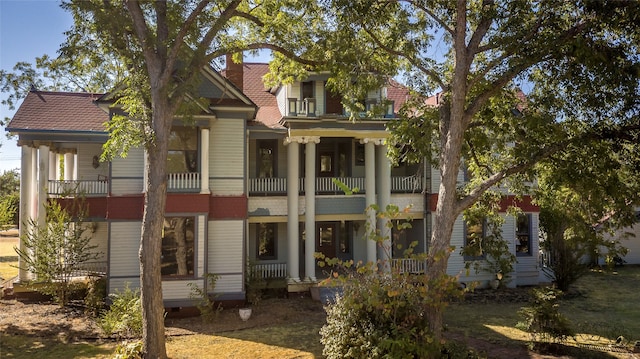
[161,216,195,278]
[464,218,486,260]
[516,214,532,255]
[257,223,277,259]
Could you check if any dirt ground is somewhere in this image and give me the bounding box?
[0,231,617,358]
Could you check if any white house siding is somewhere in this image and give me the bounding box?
[196,214,206,276]
[209,118,244,195]
[314,81,325,114]
[604,221,640,265]
[108,221,142,293]
[162,280,203,301]
[87,222,108,262]
[110,147,144,195]
[249,197,302,217]
[391,194,424,215]
[76,143,109,180]
[275,87,286,116]
[208,220,243,294]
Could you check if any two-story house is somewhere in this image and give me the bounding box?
[6,57,542,307]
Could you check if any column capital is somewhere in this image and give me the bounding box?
[284,136,321,145]
[359,138,385,146]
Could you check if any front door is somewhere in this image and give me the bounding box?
[317,222,337,259]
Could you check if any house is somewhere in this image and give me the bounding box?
[6,57,542,306]
[601,209,640,265]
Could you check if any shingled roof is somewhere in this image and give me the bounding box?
[7,91,108,133]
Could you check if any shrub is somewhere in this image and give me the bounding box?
[517,287,574,343]
[113,340,144,359]
[188,272,221,321]
[320,261,462,358]
[84,276,107,316]
[99,285,143,339]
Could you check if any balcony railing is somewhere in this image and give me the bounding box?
[168,172,200,192]
[249,176,423,195]
[391,258,428,274]
[287,98,316,116]
[48,179,108,197]
[251,262,287,279]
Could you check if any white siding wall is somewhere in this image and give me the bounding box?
[275,87,286,116]
[209,118,244,195]
[76,143,109,180]
[208,220,244,294]
[108,221,142,293]
[162,280,203,300]
[86,223,108,262]
[314,81,324,114]
[615,223,640,264]
[110,147,144,195]
[391,194,424,215]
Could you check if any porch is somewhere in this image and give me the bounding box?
[249,176,423,195]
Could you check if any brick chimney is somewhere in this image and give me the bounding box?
[226,53,243,91]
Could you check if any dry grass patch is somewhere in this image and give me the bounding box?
[0,236,19,281]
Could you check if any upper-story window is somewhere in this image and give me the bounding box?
[168,127,198,173]
[257,140,277,178]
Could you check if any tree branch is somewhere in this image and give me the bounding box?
[466,0,495,64]
[403,0,454,36]
[125,0,159,72]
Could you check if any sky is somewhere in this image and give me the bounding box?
[0,0,73,173]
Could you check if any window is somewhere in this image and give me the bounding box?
[464,219,486,260]
[516,214,532,255]
[339,221,350,254]
[161,217,195,278]
[168,127,198,173]
[257,140,276,178]
[257,223,276,259]
[302,81,314,100]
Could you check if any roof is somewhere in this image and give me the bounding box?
[7,91,108,133]
[239,63,283,128]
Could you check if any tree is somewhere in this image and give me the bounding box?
[0,169,20,228]
[274,0,640,346]
[60,1,322,357]
[15,199,100,306]
[536,138,640,291]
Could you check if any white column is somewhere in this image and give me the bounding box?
[37,144,50,229]
[304,137,320,281]
[285,138,300,282]
[377,142,392,266]
[19,146,34,281]
[48,151,57,180]
[54,153,61,181]
[64,152,75,181]
[363,139,377,263]
[30,148,38,219]
[143,150,149,193]
[200,128,210,194]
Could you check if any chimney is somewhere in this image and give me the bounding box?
[226,53,243,92]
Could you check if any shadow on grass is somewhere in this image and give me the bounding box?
[1,331,114,359]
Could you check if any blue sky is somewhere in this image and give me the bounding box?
[0,0,73,173]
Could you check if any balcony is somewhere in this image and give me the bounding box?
[288,98,316,117]
[48,179,109,197]
[167,172,200,192]
[249,176,423,195]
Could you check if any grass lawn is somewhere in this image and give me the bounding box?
[0,236,19,280]
[3,264,640,358]
[445,265,640,357]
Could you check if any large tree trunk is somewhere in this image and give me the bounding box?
[139,98,172,359]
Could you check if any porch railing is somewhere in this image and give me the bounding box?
[48,179,108,196]
[249,176,424,195]
[168,172,200,192]
[251,262,287,279]
[391,258,428,274]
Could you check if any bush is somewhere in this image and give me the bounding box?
[99,285,143,339]
[517,287,574,343]
[320,263,462,359]
[85,276,107,316]
[188,273,221,321]
[113,340,144,359]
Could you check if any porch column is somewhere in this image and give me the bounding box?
[377,142,392,266]
[37,144,50,229]
[48,151,57,181]
[19,145,34,281]
[64,152,75,181]
[362,138,378,263]
[200,128,210,194]
[30,148,38,219]
[143,150,149,193]
[304,136,320,281]
[285,137,301,282]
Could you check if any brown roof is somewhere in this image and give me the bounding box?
[8,91,108,133]
[241,63,283,128]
